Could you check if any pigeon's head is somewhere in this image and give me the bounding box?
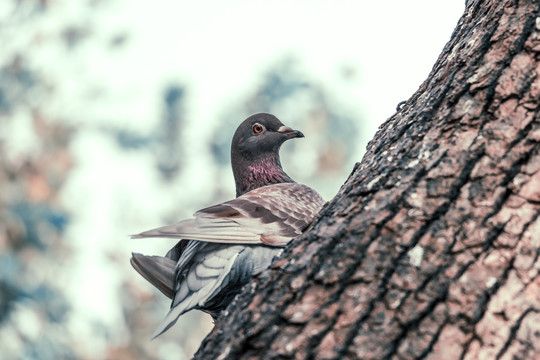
[231,113,304,196]
[231,113,304,160]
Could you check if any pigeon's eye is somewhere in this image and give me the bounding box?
[252,124,264,134]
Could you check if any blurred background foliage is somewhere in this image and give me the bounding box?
[0,0,462,359]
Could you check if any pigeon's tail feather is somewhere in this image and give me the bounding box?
[151,302,188,339]
[130,253,176,299]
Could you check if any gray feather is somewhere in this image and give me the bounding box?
[130,253,176,299]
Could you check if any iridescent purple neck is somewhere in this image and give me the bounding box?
[233,156,294,197]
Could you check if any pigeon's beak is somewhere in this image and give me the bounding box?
[277,125,304,139]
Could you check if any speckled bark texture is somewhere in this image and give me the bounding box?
[194,1,540,359]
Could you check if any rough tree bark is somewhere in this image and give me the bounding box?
[195,1,540,359]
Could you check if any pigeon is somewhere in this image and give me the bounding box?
[131,113,324,338]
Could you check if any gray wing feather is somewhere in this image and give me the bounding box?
[132,183,324,247]
[151,242,245,338]
[151,241,283,338]
[130,253,176,299]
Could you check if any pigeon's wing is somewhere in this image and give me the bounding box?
[132,183,324,247]
[151,242,283,338]
[197,183,324,245]
[132,218,261,244]
[132,183,325,338]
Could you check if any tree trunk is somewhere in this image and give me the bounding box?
[195,1,540,359]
